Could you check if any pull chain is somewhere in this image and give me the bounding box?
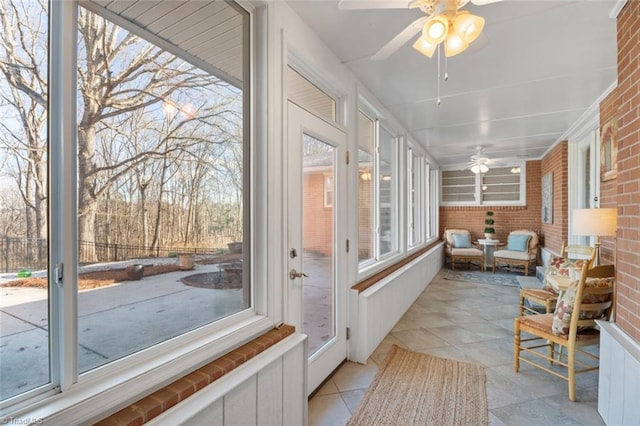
[437,44,441,106]
[444,53,449,81]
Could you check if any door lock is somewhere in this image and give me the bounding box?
[289,269,309,280]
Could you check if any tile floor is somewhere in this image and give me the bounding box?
[308,268,604,426]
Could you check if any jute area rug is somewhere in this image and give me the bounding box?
[348,345,488,426]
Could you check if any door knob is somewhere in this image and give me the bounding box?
[289,269,308,280]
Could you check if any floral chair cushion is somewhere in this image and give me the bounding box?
[551,276,615,336]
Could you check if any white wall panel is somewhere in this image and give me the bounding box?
[597,322,640,425]
[282,341,307,426]
[224,376,258,426]
[185,398,223,426]
[350,244,444,363]
[148,335,306,426]
[257,357,284,425]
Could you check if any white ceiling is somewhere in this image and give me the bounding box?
[286,0,618,167]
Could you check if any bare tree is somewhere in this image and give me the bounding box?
[1,0,245,265]
[0,0,48,265]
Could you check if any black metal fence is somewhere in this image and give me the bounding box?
[0,237,48,274]
[0,237,234,273]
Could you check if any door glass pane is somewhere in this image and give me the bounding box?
[0,0,50,400]
[76,5,249,373]
[357,111,374,263]
[302,134,335,356]
[378,127,396,255]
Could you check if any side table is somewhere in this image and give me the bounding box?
[477,239,502,269]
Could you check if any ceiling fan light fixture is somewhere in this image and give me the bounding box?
[423,14,449,44]
[412,36,437,58]
[470,163,489,174]
[453,11,484,44]
[444,31,468,57]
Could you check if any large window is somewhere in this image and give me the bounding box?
[441,163,525,206]
[357,107,399,270]
[0,0,49,401]
[407,144,428,248]
[0,0,252,411]
[357,111,374,262]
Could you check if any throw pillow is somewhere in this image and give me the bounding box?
[452,233,472,248]
[551,276,615,336]
[542,257,590,293]
[507,234,531,252]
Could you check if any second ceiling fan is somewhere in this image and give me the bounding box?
[338,0,502,60]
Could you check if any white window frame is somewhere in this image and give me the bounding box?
[439,162,527,207]
[406,141,428,250]
[356,102,403,277]
[2,1,277,421]
[324,174,334,208]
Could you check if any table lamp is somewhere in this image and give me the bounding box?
[572,208,617,265]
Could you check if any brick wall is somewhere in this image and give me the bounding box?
[303,173,333,256]
[540,142,568,254]
[603,0,640,342]
[440,161,542,246]
[599,86,621,265]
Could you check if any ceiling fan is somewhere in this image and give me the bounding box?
[338,0,502,60]
[467,146,492,174]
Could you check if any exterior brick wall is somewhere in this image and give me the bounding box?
[440,161,542,248]
[603,0,640,342]
[540,142,568,254]
[303,172,333,256]
[599,86,621,265]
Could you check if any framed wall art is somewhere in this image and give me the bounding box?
[600,118,618,181]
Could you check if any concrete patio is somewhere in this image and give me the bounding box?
[0,256,332,401]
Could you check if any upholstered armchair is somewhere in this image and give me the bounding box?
[443,229,484,271]
[493,230,539,276]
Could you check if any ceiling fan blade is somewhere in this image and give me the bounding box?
[371,16,428,60]
[469,0,503,5]
[338,0,411,10]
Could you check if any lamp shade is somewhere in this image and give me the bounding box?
[412,36,437,58]
[423,14,449,44]
[470,163,488,174]
[453,11,484,44]
[444,32,468,57]
[572,208,617,237]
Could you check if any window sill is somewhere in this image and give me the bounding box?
[11,315,275,425]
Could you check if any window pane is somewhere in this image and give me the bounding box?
[378,127,396,255]
[0,0,50,400]
[409,149,422,247]
[357,112,374,262]
[76,5,248,373]
[302,135,335,356]
[287,67,336,123]
[482,167,521,202]
[441,169,476,202]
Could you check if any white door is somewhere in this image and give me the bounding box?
[287,101,348,395]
